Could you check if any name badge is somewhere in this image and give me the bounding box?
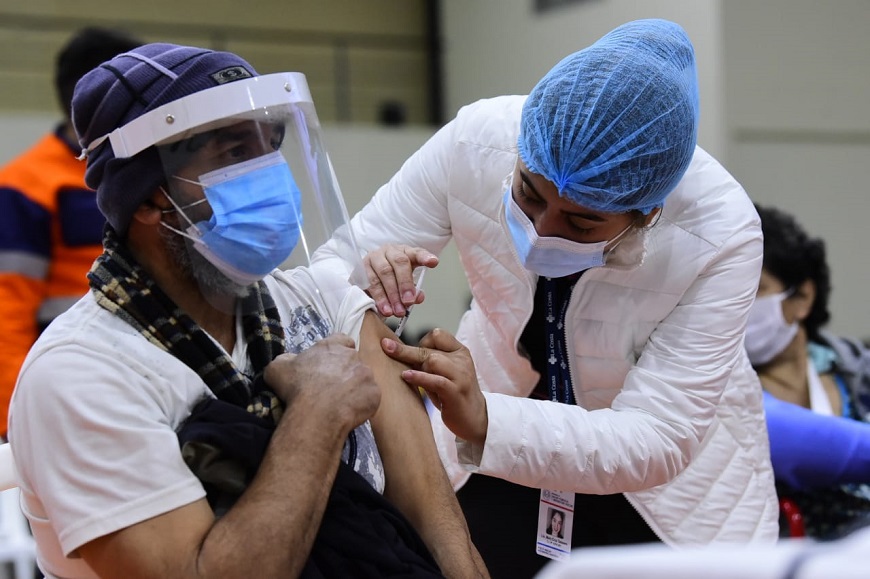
[536,489,574,561]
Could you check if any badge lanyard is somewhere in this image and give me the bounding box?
[544,276,576,406]
[537,277,577,561]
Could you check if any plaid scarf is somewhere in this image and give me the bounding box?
[88,227,286,423]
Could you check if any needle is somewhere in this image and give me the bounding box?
[394,268,427,338]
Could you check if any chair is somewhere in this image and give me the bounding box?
[0,444,36,579]
[0,445,18,494]
[778,496,806,538]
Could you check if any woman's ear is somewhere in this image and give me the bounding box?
[790,279,816,323]
[641,207,662,227]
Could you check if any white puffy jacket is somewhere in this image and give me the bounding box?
[314,96,778,545]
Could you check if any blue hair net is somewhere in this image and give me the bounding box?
[518,19,699,214]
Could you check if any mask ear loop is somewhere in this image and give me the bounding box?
[158,185,207,243]
[607,208,660,252]
[603,217,639,258]
[780,286,798,300]
[645,208,663,229]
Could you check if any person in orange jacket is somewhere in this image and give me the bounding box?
[0,27,141,437]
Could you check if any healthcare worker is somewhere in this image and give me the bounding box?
[313,19,778,577]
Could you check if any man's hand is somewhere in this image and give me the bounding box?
[79,333,380,579]
[363,244,438,317]
[381,328,488,446]
[264,334,380,434]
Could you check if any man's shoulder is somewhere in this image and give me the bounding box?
[265,266,374,348]
[266,266,371,311]
[15,294,204,425]
[25,294,154,370]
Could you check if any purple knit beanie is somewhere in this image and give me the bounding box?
[72,43,258,235]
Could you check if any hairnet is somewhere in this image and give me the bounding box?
[518,19,699,214]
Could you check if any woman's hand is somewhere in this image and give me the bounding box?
[364,244,438,317]
[380,328,488,446]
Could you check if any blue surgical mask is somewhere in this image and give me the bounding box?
[503,189,632,278]
[744,290,798,366]
[163,151,302,285]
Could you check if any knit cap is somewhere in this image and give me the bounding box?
[72,43,258,234]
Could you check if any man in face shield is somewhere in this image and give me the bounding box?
[159,120,295,300]
[7,43,487,579]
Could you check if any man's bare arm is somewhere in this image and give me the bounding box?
[78,335,380,579]
[358,311,489,578]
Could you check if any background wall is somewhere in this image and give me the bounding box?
[0,0,436,124]
[440,0,725,157]
[722,0,870,340]
[1,1,868,339]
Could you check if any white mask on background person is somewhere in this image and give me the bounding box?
[744,290,799,366]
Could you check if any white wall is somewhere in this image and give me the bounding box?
[723,0,870,339]
[440,0,725,157]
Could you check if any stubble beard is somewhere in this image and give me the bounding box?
[159,224,251,300]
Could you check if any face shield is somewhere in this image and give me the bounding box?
[86,72,366,301]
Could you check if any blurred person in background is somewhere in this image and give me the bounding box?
[0,26,142,437]
[748,203,870,539]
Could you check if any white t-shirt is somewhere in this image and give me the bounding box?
[8,266,376,579]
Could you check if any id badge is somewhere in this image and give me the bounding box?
[536,489,574,561]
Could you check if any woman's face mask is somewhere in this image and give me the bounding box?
[503,189,634,277]
[162,151,302,286]
[744,290,798,366]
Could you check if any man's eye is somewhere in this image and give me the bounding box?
[271,128,286,150]
[226,145,249,160]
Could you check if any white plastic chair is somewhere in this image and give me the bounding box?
[0,444,36,579]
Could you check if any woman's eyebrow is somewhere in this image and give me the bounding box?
[519,171,543,199]
[566,210,606,222]
[521,170,606,222]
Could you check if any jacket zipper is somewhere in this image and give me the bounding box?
[562,273,671,545]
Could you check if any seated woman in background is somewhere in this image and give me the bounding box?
[749,203,870,539]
